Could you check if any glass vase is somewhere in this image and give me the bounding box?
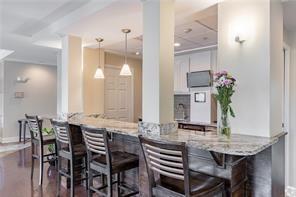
[218,110,231,139]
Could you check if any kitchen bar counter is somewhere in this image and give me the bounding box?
[60,116,285,196]
[67,116,285,156]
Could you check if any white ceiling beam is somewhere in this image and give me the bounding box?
[32,0,117,44]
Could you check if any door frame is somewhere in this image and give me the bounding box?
[283,42,290,188]
[104,64,134,122]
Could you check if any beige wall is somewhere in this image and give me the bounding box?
[2,61,57,142]
[105,52,142,122]
[83,48,105,114]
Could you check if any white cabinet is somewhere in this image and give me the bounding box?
[174,49,217,94]
[174,55,189,93]
[189,51,212,72]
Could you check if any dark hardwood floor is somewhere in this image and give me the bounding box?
[0,146,88,197]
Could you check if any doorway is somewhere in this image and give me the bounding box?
[104,64,134,122]
[283,43,290,189]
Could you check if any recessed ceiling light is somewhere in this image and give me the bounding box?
[184,28,192,33]
[174,43,181,47]
[135,51,140,55]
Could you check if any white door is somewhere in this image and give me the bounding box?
[104,65,133,122]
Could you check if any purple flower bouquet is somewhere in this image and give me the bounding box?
[214,71,236,139]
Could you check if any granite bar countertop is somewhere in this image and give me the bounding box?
[64,116,285,156]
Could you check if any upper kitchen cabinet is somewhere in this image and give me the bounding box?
[189,51,212,72]
[174,54,189,94]
[174,49,217,94]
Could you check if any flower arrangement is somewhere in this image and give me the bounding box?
[214,71,236,139]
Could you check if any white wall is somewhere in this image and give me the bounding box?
[2,61,57,142]
[190,89,212,123]
[218,0,283,137]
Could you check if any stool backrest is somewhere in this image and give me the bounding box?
[25,114,42,141]
[50,119,73,154]
[81,125,111,167]
[139,135,190,196]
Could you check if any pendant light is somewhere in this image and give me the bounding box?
[94,38,105,79]
[120,29,132,76]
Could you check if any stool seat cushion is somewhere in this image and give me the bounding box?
[60,144,87,158]
[32,135,55,145]
[93,151,139,174]
[43,135,56,144]
[158,171,224,196]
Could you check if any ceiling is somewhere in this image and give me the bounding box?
[1,0,295,65]
[103,5,218,57]
[0,0,219,65]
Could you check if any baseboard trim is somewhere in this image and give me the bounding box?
[1,136,19,143]
[286,186,296,197]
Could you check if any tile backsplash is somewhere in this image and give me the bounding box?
[174,94,190,121]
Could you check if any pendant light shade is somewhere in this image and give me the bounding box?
[94,38,105,79]
[94,67,104,79]
[120,29,132,76]
[120,63,132,76]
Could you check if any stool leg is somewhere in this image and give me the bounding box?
[39,145,44,186]
[19,122,21,142]
[55,143,58,170]
[23,123,26,144]
[84,156,88,190]
[56,156,61,197]
[117,173,121,197]
[88,168,93,197]
[107,173,113,197]
[70,159,75,197]
[31,143,35,179]
[101,174,105,186]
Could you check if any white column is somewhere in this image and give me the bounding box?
[57,51,62,115]
[140,0,176,134]
[60,35,83,114]
[218,0,283,137]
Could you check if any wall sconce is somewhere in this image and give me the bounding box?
[229,15,254,45]
[14,92,25,99]
[235,36,246,44]
[16,77,29,83]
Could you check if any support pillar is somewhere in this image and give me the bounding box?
[58,35,83,115]
[218,0,283,137]
[139,0,177,135]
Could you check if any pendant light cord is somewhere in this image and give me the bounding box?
[98,41,101,68]
[125,32,127,64]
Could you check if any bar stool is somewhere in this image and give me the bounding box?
[81,125,139,197]
[51,119,88,197]
[25,114,57,186]
[138,135,226,197]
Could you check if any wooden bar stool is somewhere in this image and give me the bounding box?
[81,125,139,197]
[139,135,226,197]
[25,114,57,186]
[51,119,88,197]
